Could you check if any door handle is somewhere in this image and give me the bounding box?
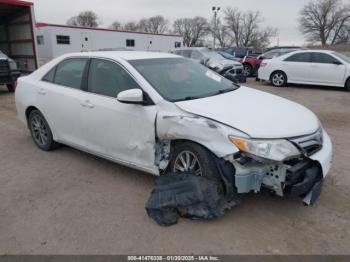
[38,88,46,95]
[80,100,94,109]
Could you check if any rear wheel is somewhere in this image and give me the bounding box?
[271,71,287,87]
[7,83,14,93]
[28,110,58,151]
[169,142,220,181]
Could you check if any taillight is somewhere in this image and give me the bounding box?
[260,62,268,67]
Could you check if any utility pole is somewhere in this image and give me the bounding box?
[212,6,220,49]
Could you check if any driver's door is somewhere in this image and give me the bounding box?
[80,58,158,173]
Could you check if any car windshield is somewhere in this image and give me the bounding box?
[129,58,239,102]
[332,52,350,64]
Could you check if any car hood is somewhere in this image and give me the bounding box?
[175,87,320,139]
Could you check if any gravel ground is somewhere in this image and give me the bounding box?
[0,79,349,255]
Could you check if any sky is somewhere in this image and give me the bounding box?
[30,0,311,46]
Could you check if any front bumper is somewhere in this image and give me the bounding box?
[231,130,333,205]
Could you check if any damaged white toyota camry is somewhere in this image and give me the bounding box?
[15,51,332,205]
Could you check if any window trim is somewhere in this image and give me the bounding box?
[311,52,342,65]
[41,57,89,91]
[284,52,312,63]
[84,57,155,105]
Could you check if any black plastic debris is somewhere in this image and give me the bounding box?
[145,173,239,226]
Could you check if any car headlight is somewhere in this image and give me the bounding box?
[229,136,301,162]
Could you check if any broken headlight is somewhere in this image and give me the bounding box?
[229,136,301,162]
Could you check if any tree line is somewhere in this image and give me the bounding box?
[67,0,350,50]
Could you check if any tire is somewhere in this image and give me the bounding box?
[7,84,14,93]
[243,64,253,77]
[28,110,58,151]
[169,142,220,181]
[345,78,350,91]
[271,71,287,87]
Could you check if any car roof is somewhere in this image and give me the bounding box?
[59,51,180,61]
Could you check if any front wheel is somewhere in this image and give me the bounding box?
[169,142,220,181]
[28,110,58,151]
[271,71,287,87]
[243,64,253,77]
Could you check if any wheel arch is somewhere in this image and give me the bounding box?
[25,106,58,140]
[345,76,350,89]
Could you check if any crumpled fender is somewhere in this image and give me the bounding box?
[156,110,242,158]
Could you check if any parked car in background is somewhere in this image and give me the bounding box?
[254,48,303,81]
[0,51,20,92]
[221,47,261,77]
[171,47,246,83]
[15,51,332,205]
[258,50,350,90]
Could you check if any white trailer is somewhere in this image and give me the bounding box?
[0,0,38,72]
[35,23,183,64]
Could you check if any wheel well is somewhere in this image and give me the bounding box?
[169,139,216,158]
[25,106,39,125]
[345,76,350,88]
[270,70,287,81]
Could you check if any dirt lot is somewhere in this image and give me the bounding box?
[0,79,349,255]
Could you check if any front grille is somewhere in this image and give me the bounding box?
[288,129,323,156]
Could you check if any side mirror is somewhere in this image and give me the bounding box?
[259,55,265,60]
[333,60,342,65]
[117,89,144,104]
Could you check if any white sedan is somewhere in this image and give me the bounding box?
[15,51,332,205]
[258,50,350,90]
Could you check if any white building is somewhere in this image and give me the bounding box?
[35,22,183,64]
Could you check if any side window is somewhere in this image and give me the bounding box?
[191,51,204,60]
[284,52,312,63]
[312,53,339,64]
[42,67,56,82]
[88,59,140,98]
[54,59,88,89]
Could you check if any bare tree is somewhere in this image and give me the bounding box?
[123,21,140,31]
[299,0,350,45]
[138,16,169,34]
[224,8,243,46]
[209,18,231,48]
[67,11,100,27]
[173,17,209,47]
[224,8,276,50]
[110,21,122,30]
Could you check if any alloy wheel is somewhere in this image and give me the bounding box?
[30,115,49,147]
[173,150,202,176]
[243,65,251,77]
[272,73,285,86]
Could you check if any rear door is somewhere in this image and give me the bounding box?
[37,58,89,146]
[282,52,312,83]
[309,52,346,85]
